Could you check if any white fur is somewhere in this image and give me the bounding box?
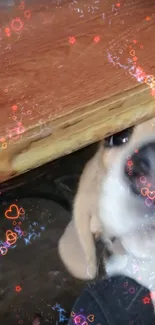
[99,137,155,303]
[105,253,155,291]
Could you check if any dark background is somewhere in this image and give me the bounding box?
[0,142,104,324]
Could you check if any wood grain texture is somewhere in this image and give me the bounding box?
[0,0,155,181]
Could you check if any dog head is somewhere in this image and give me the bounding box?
[100,117,155,237]
[59,117,155,279]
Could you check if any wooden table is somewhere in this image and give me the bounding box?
[0,0,155,183]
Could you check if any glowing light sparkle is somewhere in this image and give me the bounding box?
[15,285,22,292]
[52,303,69,322]
[93,36,100,43]
[4,27,11,37]
[69,36,76,44]
[129,287,135,294]
[143,296,151,304]
[0,202,46,256]
[12,104,18,111]
[74,315,85,324]
[11,17,24,32]
[116,2,121,8]
[108,36,155,99]
[145,16,151,21]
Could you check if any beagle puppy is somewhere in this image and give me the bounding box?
[59,117,155,295]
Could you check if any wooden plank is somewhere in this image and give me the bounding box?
[0,0,155,182]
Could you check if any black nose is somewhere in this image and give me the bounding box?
[125,141,155,198]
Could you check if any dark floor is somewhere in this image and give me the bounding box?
[0,142,105,324]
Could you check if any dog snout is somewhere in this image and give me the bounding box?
[124,141,155,199]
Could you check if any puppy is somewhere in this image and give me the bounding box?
[59,117,155,294]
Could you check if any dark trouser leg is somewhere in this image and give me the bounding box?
[68,276,155,325]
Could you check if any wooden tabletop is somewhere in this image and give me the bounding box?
[0,0,155,182]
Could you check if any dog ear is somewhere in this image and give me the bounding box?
[58,146,103,280]
[58,218,97,280]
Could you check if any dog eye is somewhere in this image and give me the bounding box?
[104,127,134,147]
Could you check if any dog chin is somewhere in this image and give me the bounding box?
[98,154,152,239]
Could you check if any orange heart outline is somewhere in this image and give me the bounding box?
[148,191,155,200]
[87,314,95,322]
[6,230,17,246]
[5,204,20,220]
[141,188,149,197]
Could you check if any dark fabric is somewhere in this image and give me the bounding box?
[68,276,155,325]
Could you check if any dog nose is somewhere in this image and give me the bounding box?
[125,141,155,198]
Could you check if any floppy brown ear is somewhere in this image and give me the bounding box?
[58,219,97,280]
[58,146,103,280]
